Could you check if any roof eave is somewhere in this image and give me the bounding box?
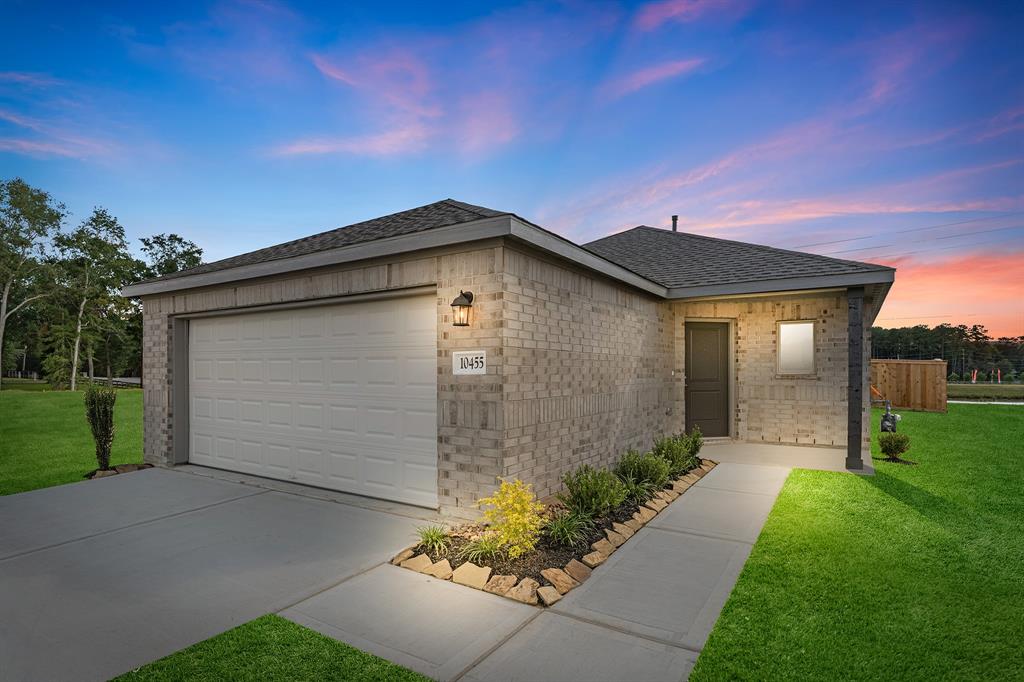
[665,268,895,299]
[122,214,668,298]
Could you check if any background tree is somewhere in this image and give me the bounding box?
[139,233,202,277]
[0,178,65,389]
[872,323,1024,381]
[53,208,136,390]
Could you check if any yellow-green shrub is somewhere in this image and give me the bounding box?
[476,478,546,559]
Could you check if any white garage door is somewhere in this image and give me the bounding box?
[188,294,438,507]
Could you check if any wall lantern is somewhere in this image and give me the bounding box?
[450,290,474,327]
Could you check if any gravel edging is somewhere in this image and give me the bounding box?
[391,460,718,607]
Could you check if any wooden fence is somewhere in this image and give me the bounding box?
[870,359,947,412]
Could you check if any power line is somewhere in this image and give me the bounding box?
[876,314,982,320]
[790,211,1024,249]
[820,225,1024,255]
[845,231,1024,260]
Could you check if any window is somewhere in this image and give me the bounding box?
[777,320,815,375]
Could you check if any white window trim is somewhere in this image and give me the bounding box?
[777,320,816,376]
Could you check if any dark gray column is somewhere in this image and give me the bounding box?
[846,287,864,469]
[171,316,190,465]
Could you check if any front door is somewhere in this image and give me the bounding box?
[685,322,730,437]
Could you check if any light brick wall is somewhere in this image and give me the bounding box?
[675,292,871,452]
[499,246,678,499]
[139,238,873,517]
[139,242,505,517]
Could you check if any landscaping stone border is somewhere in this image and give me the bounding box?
[86,463,154,480]
[391,460,718,607]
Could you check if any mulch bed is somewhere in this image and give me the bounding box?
[411,463,699,585]
[416,503,641,582]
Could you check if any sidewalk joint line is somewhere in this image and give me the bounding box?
[0,489,268,564]
[450,609,544,682]
[548,609,704,654]
[643,524,756,546]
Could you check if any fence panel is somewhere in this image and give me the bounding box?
[870,359,947,412]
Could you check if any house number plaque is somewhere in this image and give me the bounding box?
[453,350,486,375]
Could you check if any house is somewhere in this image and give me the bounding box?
[123,199,894,516]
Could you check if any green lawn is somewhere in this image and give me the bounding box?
[114,614,430,682]
[0,388,143,495]
[692,404,1024,680]
[947,382,1024,400]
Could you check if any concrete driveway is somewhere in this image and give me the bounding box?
[0,467,421,682]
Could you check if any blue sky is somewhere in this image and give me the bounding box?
[2,0,1022,335]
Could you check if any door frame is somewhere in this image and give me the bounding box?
[683,318,736,439]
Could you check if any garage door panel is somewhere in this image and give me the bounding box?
[239,440,263,465]
[404,461,439,494]
[189,295,438,507]
[267,359,293,384]
[264,443,293,477]
[295,402,324,431]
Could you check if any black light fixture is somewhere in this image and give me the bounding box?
[450,290,474,327]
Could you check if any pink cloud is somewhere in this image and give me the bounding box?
[602,58,705,99]
[633,0,750,32]
[311,51,440,118]
[0,72,63,87]
[0,138,80,158]
[272,122,431,157]
[976,105,1024,142]
[272,3,621,160]
[0,108,113,159]
[453,91,519,157]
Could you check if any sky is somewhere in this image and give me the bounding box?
[2,0,1022,337]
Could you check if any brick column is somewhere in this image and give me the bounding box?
[846,287,864,469]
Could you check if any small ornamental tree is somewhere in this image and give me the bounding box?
[84,383,117,470]
[476,479,546,559]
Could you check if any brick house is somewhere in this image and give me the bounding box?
[124,199,894,516]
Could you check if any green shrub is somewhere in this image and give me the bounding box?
[652,425,703,475]
[558,464,627,518]
[619,474,657,505]
[459,534,505,562]
[84,384,117,470]
[879,432,911,461]
[684,425,704,457]
[545,509,594,548]
[476,478,546,559]
[42,351,71,390]
[415,525,449,555]
[615,449,670,489]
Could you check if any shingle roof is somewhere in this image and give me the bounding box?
[583,226,893,290]
[148,198,508,283]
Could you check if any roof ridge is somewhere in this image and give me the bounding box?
[441,198,508,219]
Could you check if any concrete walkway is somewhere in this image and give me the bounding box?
[282,462,791,682]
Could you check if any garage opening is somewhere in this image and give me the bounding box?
[187,294,438,507]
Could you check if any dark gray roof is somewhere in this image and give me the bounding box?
[583,226,893,290]
[148,198,508,283]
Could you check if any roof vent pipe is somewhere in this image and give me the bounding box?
[671,215,678,232]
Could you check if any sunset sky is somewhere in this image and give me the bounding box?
[2,1,1022,336]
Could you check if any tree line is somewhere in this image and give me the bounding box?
[1,178,202,390]
[871,323,1024,382]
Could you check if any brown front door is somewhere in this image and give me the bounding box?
[685,322,730,437]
